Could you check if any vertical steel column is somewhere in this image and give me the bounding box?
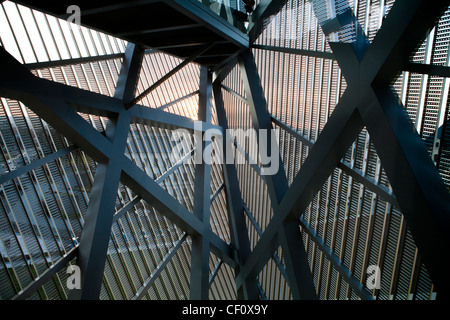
[213,83,260,300]
[190,66,213,299]
[70,43,142,299]
[114,43,145,106]
[238,50,317,299]
[69,112,131,300]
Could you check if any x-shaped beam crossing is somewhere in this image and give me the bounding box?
[0,46,235,299]
[235,0,450,299]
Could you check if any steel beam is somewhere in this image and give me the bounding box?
[133,233,188,300]
[119,155,235,267]
[0,145,77,185]
[198,66,213,123]
[126,44,213,108]
[70,110,131,300]
[248,0,290,43]
[213,83,259,299]
[238,51,288,202]
[157,91,199,110]
[271,115,398,206]
[297,216,374,300]
[238,50,317,299]
[72,48,137,298]
[0,49,218,135]
[25,53,125,70]
[242,203,290,290]
[236,0,450,299]
[0,45,237,299]
[129,104,222,133]
[114,43,145,105]
[329,0,450,298]
[0,48,123,118]
[212,57,238,84]
[12,246,79,300]
[165,0,249,48]
[190,66,213,300]
[252,44,335,60]
[278,221,318,300]
[404,62,450,78]
[235,90,364,292]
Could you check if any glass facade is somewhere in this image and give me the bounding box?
[0,0,449,301]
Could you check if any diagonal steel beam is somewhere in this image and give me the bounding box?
[132,233,188,300]
[331,0,450,298]
[272,110,399,207]
[25,53,125,70]
[0,47,220,134]
[0,48,123,118]
[235,89,365,292]
[0,145,77,185]
[69,111,131,300]
[298,216,374,300]
[236,0,450,299]
[12,246,79,300]
[248,0,290,44]
[119,155,235,267]
[252,44,335,60]
[238,50,317,299]
[0,45,236,297]
[363,0,449,87]
[126,44,213,108]
[238,51,288,202]
[213,83,259,300]
[70,42,143,299]
[0,48,234,262]
[165,0,249,48]
[114,43,145,104]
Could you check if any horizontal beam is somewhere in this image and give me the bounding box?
[252,44,335,60]
[404,62,450,78]
[116,23,201,37]
[129,104,223,133]
[25,53,125,70]
[2,47,221,135]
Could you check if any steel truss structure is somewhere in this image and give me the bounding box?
[0,0,450,300]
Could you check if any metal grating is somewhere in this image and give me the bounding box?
[1,0,449,301]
